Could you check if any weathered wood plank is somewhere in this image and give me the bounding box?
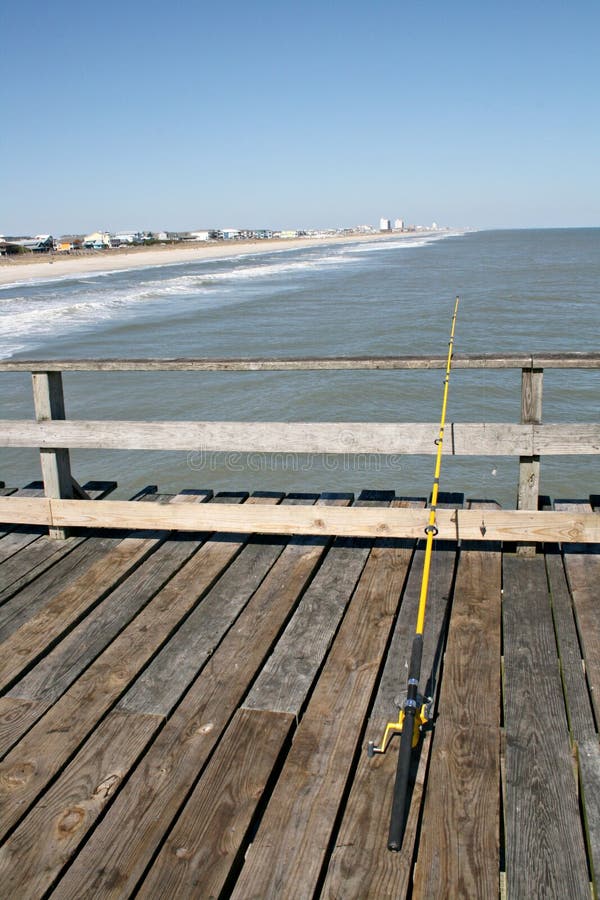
[503,554,590,899]
[31,371,74,538]
[0,484,118,602]
[562,551,600,726]
[554,502,600,892]
[1,496,599,542]
[0,494,276,839]
[50,505,343,899]
[243,492,396,715]
[320,500,455,899]
[533,423,600,453]
[0,697,45,759]
[0,496,50,525]
[138,495,392,896]
[117,493,317,716]
[1,351,598,372]
[545,551,596,743]
[229,505,419,900]
[0,418,538,454]
[0,533,160,692]
[6,494,213,708]
[137,708,295,899]
[0,486,149,624]
[412,546,501,898]
[0,535,120,636]
[0,709,161,898]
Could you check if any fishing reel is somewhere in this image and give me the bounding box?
[367,692,433,757]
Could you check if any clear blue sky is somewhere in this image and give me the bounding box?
[1,0,598,234]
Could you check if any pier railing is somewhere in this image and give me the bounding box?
[0,353,598,542]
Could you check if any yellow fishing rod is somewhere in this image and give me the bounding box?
[367,296,459,852]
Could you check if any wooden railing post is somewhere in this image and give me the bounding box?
[518,366,543,555]
[32,371,73,538]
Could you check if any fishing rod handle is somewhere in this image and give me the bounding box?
[388,705,416,851]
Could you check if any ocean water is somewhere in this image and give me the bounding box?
[1,228,598,506]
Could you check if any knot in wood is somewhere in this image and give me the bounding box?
[93,773,120,800]
[196,722,214,735]
[57,806,86,836]
[3,761,36,787]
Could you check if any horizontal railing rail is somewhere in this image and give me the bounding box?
[1,420,599,456]
[0,352,599,371]
[0,353,598,539]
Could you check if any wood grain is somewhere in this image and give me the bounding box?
[1,351,598,371]
[412,548,501,898]
[230,509,416,899]
[0,495,273,839]
[1,497,599,542]
[503,554,590,899]
[50,503,344,898]
[0,710,160,898]
[322,510,457,899]
[137,708,295,899]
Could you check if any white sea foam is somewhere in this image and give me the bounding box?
[0,235,459,358]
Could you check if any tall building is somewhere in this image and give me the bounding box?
[379,218,391,232]
[394,218,405,231]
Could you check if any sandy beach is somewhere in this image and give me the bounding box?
[0,231,438,286]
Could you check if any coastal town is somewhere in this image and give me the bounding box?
[0,219,441,256]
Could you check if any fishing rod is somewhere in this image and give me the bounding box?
[367,296,459,852]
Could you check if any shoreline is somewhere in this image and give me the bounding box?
[0,231,447,286]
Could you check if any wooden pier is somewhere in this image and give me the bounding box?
[0,486,598,897]
[0,353,599,896]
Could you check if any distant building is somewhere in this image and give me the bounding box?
[379,218,391,232]
[5,234,54,252]
[394,219,405,231]
[113,232,143,246]
[83,231,111,249]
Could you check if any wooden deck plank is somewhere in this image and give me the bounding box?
[0,710,160,898]
[1,485,598,897]
[322,498,459,898]
[118,493,317,716]
[320,500,457,899]
[230,509,418,900]
[503,554,590,899]
[0,534,121,632]
[550,502,600,894]
[0,493,197,752]
[244,491,395,715]
[563,549,600,727]
[0,482,117,599]
[49,503,345,899]
[137,708,295,899]
[5,495,212,708]
[545,550,597,742]
[138,494,397,896]
[0,532,164,692]
[0,494,271,840]
[0,698,46,759]
[412,544,502,899]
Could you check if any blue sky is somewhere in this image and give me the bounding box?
[1,0,598,234]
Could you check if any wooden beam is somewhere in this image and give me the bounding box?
[1,352,599,372]
[31,371,74,539]
[518,367,543,515]
[0,419,536,455]
[0,497,598,542]
[2,419,598,456]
